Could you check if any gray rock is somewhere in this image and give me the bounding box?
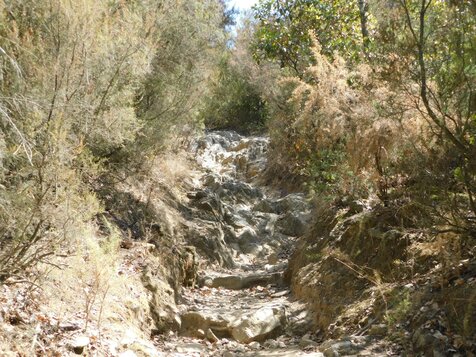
[275,194,310,213]
[320,339,363,357]
[277,212,307,237]
[253,199,278,213]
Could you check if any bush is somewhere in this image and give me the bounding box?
[201,56,268,134]
[0,0,228,280]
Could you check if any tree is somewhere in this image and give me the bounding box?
[252,0,365,74]
[392,0,476,225]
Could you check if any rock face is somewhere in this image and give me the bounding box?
[141,266,181,333]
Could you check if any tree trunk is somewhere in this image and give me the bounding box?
[357,0,370,52]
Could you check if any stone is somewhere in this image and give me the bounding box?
[253,199,278,213]
[206,328,219,343]
[59,321,81,332]
[238,228,258,245]
[129,339,162,357]
[249,341,261,350]
[320,339,363,357]
[368,323,387,336]
[70,336,90,354]
[118,351,137,357]
[231,306,286,343]
[180,310,235,337]
[175,342,205,353]
[299,336,319,349]
[264,339,279,348]
[267,253,279,265]
[210,272,281,290]
[241,242,262,255]
[274,193,310,213]
[277,212,307,237]
[120,329,137,347]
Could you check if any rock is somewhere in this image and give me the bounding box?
[368,323,387,336]
[180,310,234,337]
[225,212,248,228]
[59,321,81,332]
[320,339,363,357]
[277,212,307,237]
[300,336,319,349]
[206,328,219,343]
[253,199,277,213]
[120,329,137,347]
[70,336,90,354]
[412,328,447,356]
[118,351,137,357]
[129,340,162,357]
[267,253,279,264]
[264,339,279,348]
[231,306,286,343]
[238,228,258,245]
[249,341,261,350]
[275,194,310,213]
[241,242,263,255]
[210,272,282,290]
[141,267,180,333]
[222,181,263,200]
[175,342,205,354]
[186,223,235,268]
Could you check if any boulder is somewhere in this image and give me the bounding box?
[231,306,287,343]
[210,272,282,290]
[180,310,235,337]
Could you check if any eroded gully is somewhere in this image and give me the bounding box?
[156,131,321,356]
